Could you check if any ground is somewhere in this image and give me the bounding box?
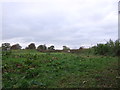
[2,49,119,88]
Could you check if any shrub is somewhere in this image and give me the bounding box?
[93,39,120,56]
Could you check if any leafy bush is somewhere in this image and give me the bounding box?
[93,39,120,56]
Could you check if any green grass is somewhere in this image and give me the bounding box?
[2,50,118,88]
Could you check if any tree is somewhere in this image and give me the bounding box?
[63,46,70,50]
[37,44,47,51]
[25,47,29,49]
[2,43,11,56]
[2,43,11,51]
[93,39,120,56]
[27,43,36,49]
[94,44,109,55]
[114,40,120,56]
[79,46,84,49]
[11,44,22,50]
[48,45,55,50]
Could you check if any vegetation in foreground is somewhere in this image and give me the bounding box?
[2,49,119,88]
[1,39,120,88]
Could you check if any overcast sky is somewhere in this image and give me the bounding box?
[1,0,119,49]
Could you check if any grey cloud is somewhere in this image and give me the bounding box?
[2,0,118,49]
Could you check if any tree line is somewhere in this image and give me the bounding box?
[1,43,71,51]
[1,39,120,56]
[92,39,120,56]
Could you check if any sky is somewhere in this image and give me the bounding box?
[1,0,119,49]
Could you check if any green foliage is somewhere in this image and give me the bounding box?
[63,46,70,51]
[25,68,39,79]
[11,44,22,50]
[2,50,118,88]
[2,50,12,59]
[26,43,36,49]
[94,44,109,55]
[2,43,11,51]
[114,40,120,56]
[2,50,12,56]
[37,44,47,51]
[19,80,30,88]
[93,39,120,56]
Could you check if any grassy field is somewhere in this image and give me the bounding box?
[2,49,119,88]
